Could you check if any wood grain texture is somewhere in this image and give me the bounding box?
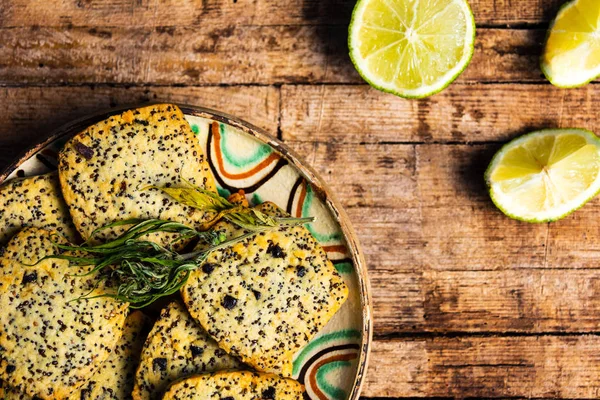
[0,0,564,27]
[372,269,600,334]
[364,336,600,398]
[0,85,278,168]
[0,28,551,85]
[281,84,599,143]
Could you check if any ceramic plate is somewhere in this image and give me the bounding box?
[0,105,372,400]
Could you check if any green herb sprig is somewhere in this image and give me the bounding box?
[152,180,313,231]
[45,219,256,309]
[43,186,314,309]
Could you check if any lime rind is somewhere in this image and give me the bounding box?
[485,128,600,223]
[348,0,476,99]
[541,0,600,88]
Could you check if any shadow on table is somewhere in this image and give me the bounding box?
[302,0,360,82]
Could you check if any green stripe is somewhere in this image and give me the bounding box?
[316,361,351,400]
[292,329,361,376]
[220,124,272,168]
[333,261,353,274]
[251,193,264,206]
[217,187,231,198]
[302,185,342,243]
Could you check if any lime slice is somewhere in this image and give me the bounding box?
[542,0,600,88]
[485,129,600,223]
[348,0,475,99]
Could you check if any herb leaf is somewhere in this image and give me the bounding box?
[43,219,290,308]
[152,181,314,231]
[39,219,226,308]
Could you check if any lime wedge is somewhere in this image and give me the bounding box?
[485,129,600,223]
[542,0,600,88]
[348,0,475,99]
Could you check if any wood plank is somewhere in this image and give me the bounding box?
[0,85,279,170]
[0,0,355,27]
[364,336,600,398]
[546,205,600,270]
[372,269,600,334]
[281,83,599,143]
[0,28,548,85]
[0,0,564,27]
[286,142,600,333]
[0,25,351,85]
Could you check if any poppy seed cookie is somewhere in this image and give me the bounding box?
[0,311,150,400]
[162,371,305,400]
[0,228,129,399]
[133,302,241,400]
[72,310,150,399]
[181,202,348,377]
[0,173,77,245]
[58,104,217,242]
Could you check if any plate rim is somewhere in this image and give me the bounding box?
[0,103,373,400]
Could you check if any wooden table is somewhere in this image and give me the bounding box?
[1,0,599,398]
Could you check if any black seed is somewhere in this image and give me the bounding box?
[152,357,167,372]
[267,243,286,258]
[6,365,15,373]
[215,348,226,357]
[134,118,150,126]
[262,386,276,399]
[190,345,204,358]
[222,295,237,310]
[22,271,38,284]
[202,263,216,274]
[252,289,261,300]
[296,266,307,277]
[73,141,94,160]
[80,387,92,400]
[222,397,234,400]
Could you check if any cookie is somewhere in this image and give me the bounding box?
[0,172,77,245]
[73,310,150,399]
[0,311,149,400]
[162,371,305,400]
[181,202,348,377]
[0,228,129,399]
[133,302,241,400]
[58,104,217,242]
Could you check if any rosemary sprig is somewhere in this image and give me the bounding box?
[152,180,314,231]
[43,219,254,309]
[41,183,315,308]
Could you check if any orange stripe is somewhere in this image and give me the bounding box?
[212,122,281,180]
[295,180,307,218]
[309,353,358,400]
[323,245,347,254]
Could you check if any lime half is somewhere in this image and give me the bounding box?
[348,0,475,99]
[542,0,600,88]
[485,129,600,223]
